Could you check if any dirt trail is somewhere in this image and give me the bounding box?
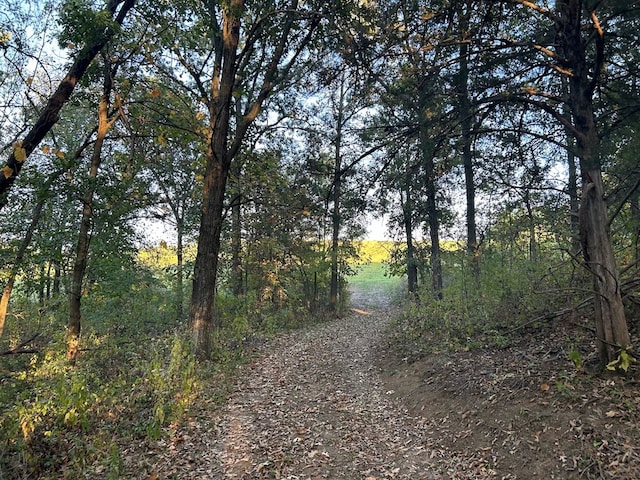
[149,285,483,479]
[214,308,454,479]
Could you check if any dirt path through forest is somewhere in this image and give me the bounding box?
[150,288,485,479]
[215,306,449,479]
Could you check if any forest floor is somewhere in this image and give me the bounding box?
[137,284,640,479]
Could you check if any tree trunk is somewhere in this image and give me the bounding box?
[176,219,184,321]
[402,168,418,293]
[67,59,118,362]
[458,0,479,277]
[189,0,241,360]
[557,0,631,365]
[562,76,580,256]
[0,198,47,336]
[230,162,244,297]
[190,152,229,358]
[0,0,134,208]
[524,190,537,262]
[329,75,346,313]
[419,124,443,298]
[53,258,61,296]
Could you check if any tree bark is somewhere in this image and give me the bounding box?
[189,0,320,359]
[190,0,241,359]
[176,218,184,321]
[458,0,479,277]
[0,0,134,208]
[329,78,346,313]
[419,123,443,298]
[402,166,418,293]
[230,161,244,297]
[67,58,119,362]
[562,76,580,255]
[557,0,631,365]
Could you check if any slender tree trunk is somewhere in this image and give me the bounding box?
[562,76,580,255]
[0,199,46,336]
[419,124,443,298]
[631,191,640,267]
[524,190,537,262]
[45,263,52,300]
[38,264,46,306]
[230,162,243,297]
[458,0,479,277]
[402,168,418,293]
[329,76,346,313]
[67,59,118,362]
[176,219,184,321]
[558,0,631,365]
[53,258,61,296]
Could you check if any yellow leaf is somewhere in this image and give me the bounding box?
[151,87,161,98]
[2,166,13,179]
[158,135,166,146]
[56,150,65,159]
[195,111,205,121]
[14,146,27,162]
[42,145,50,154]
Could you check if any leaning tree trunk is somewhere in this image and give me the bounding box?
[558,0,631,365]
[0,0,134,208]
[0,198,46,336]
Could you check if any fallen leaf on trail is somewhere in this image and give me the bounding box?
[539,383,550,392]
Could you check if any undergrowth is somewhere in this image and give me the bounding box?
[389,252,577,360]
[0,278,325,479]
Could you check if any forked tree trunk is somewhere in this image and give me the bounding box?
[189,0,320,359]
[190,1,240,360]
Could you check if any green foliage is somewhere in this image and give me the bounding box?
[58,0,121,48]
[389,249,571,359]
[0,272,204,478]
[606,350,637,373]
